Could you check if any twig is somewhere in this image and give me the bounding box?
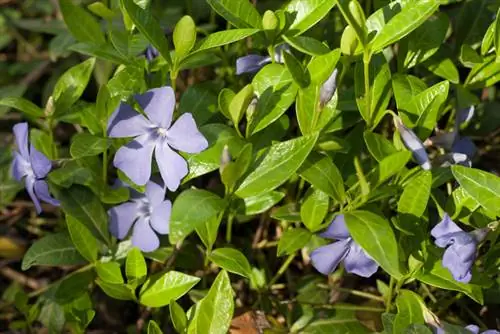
[0,267,42,290]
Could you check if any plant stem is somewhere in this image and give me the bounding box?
[309,303,385,313]
[363,50,372,127]
[337,287,385,303]
[102,148,108,184]
[226,213,234,243]
[385,276,395,312]
[268,254,295,287]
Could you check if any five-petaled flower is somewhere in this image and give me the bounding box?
[236,44,289,75]
[108,86,208,190]
[464,324,500,334]
[430,213,487,283]
[310,215,379,277]
[108,179,171,252]
[11,122,59,214]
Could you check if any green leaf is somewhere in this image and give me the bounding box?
[229,84,254,125]
[169,189,226,243]
[209,248,252,278]
[206,0,262,28]
[170,300,187,334]
[173,15,197,59]
[285,0,336,36]
[194,29,259,54]
[120,0,172,65]
[179,84,218,126]
[196,215,222,252]
[147,320,163,334]
[239,191,285,215]
[393,290,426,333]
[66,215,98,262]
[398,171,431,218]
[300,189,329,232]
[271,203,301,222]
[218,88,235,120]
[0,97,44,118]
[126,247,147,283]
[107,65,146,99]
[451,165,500,216]
[70,133,109,159]
[307,49,341,85]
[70,43,127,64]
[278,228,312,256]
[392,74,427,114]
[55,185,110,245]
[95,261,124,284]
[59,0,105,44]
[298,152,345,202]
[344,211,403,279]
[53,58,96,113]
[282,35,330,56]
[248,64,298,135]
[424,50,459,84]
[96,279,136,300]
[22,232,86,270]
[370,0,440,53]
[481,22,495,56]
[301,309,369,333]
[221,143,253,192]
[375,151,411,185]
[187,270,234,334]
[363,131,397,162]
[139,271,200,307]
[465,55,500,88]
[235,133,318,198]
[283,51,310,88]
[335,0,367,47]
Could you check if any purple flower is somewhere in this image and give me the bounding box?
[11,123,59,214]
[311,215,378,277]
[394,117,431,170]
[319,68,338,107]
[236,44,289,75]
[465,325,500,334]
[108,179,171,252]
[430,214,487,283]
[107,86,208,190]
[145,45,160,62]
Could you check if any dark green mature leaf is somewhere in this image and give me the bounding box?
[277,228,312,256]
[187,270,234,334]
[375,151,411,185]
[194,29,259,54]
[66,215,98,263]
[301,309,369,333]
[235,133,318,198]
[283,51,310,88]
[393,290,426,333]
[55,185,110,245]
[206,0,262,28]
[283,35,330,56]
[392,74,427,113]
[169,189,226,243]
[398,171,431,218]
[22,232,86,270]
[465,55,500,88]
[451,166,500,216]
[70,133,109,159]
[0,97,44,118]
[240,191,285,215]
[344,211,403,279]
[298,152,345,202]
[370,0,440,53]
[179,84,218,126]
[140,271,200,307]
[285,0,336,35]
[96,261,124,284]
[300,189,329,232]
[424,50,459,84]
[96,280,136,300]
[147,320,163,334]
[59,0,105,44]
[120,0,172,65]
[70,43,127,64]
[364,131,397,162]
[196,216,222,252]
[209,248,252,278]
[170,300,187,334]
[107,65,146,99]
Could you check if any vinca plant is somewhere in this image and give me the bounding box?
[1,0,500,332]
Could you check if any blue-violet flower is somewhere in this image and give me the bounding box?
[394,117,431,170]
[465,324,500,334]
[236,44,289,75]
[319,68,338,107]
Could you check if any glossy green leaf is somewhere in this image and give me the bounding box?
[296,83,336,134]
[170,300,187,334]
[0,97,44,118]
[22,232,86,270]
[140,271,200,307]
[344,211,403,279]
[229,84,254,125]
[283,51,310,88]
[451,165,500,215]
[218,88,235,120]
[393,290,426,333]
[424,51,459,84]
[465,55,500,88]
[398,171,431,217]
[300,189,329,232]
[209,248,252,278]
[277,228,312,256]
[66,215,98,262]
[298,152,345,202]
[271,203,301,222]
[235,133,318,198]
[392,74,427,114]
[95,261,124,284]
[206,0,262,28]
[194,29,259,54]
[126,247,147,283]
[70,133,109,159]
[240,191,285,215]
[196,216,222,252]
[307,49,341,84]
[282,35,330,56]
[147,320,162,334]
[335,0,366,46]
[59,0,105,44]
[375,151,411,185]
[481,22,495,56]
[169,189,226,243]
[173,15,197,59]
[70,42,127,64]
[221,143,253,192]
[108,65,146,99]
[96,279,136,300]
[285,0,336,35]
[364,131,397,162]
[179,84,218,126]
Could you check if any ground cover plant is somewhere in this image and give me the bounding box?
[0,0,500,332]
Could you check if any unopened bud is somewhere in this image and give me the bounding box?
[45,96,55,117]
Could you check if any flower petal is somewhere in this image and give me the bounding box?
[33,180,59,206]
[343,242,379,277]
[310,239,350,275]
[427,131,457,150]
[319,68,338,106]
[13,122,29,159]
[167,113,208,153]
[395,119,431,170]
[108,103,150,138]
[236,55,270,75]
[431,214,463,241]
[25,176,42,214]
[108,201,140,239]
[442,238,475,283]
[155,143,188,192]
[29,144,52,179]
[452,137,477,158]
[12,153,29,181]
[135,86,175,128]
[456,106,475,126]
[145,179,166,207]
[464,325,480,334]
[433,153,471,168]
[150,200,171,235]
[320,214,350,240]
[132,216,159,252]
[114,133,156,186]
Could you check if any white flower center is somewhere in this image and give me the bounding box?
[156,127,168,137]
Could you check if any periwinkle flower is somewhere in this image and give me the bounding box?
[145,45,160,62]
[465,324,500,334]
[108,179,170,252]
[319,68,338,107]
[394,117,431,170]
[311,215,379,277]
[236,44,289,75]
[108,86,208,190]
[430,214,487,283]
[11,123,59,214]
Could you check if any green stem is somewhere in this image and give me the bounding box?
[309,303,385,313]
[363,50,372,127]
[268,254,295,287]
[337,287,385,303]
[268,45,276,63]
[102,148,108,184]
[170,70,178,91]
[226,213,234,243]
[385,277,395,312]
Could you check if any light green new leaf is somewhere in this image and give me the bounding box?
[300,189,329,232]
[147,320,162,334]
[96,279,136,300]
[209,248,252,278]
[374,151,411,186]
[96,261,124,284]
[126,247,147,283]
[206,0,262,28]
[370,0,440,53]
[398,171,432,218]
[307,49,341,84]
[364,131,397,162]
[235,133,318,198]
[0,97,44,118]
[392,74,427,114]
[194,29,259,54]
[59,0,105,45]
[173,15,197,59]
[22,232,86,270]
[451,165,500,216]
[393,290,426,333]
[229,84,254,125]
[66,215,98,262]
[285,0,336,36]
[169,189,226,243]
[344,211,403,279]
[465,55,500,88]
[481,22,495,56]
[282,35,330,56]
[70,133,110,159]
[424,51,459,84]
[139,271,200,307]
[170,300,187,334]
[278,228,313,256]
